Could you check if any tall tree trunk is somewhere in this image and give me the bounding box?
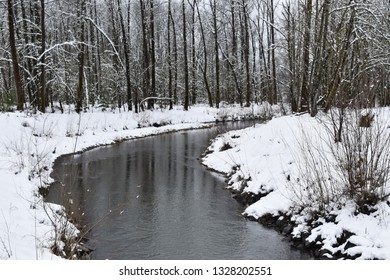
[231,0,240,105]
[242,0,251,107]
[212,0,220,108]
[8,0,25,111]
[76,0,86,113]
[109,1,121,109]
[149,0,156,109]
[300,0,312,112]
[196,1,213,107]
[190,0,197,105]
[269,0,277,104]
[117,0,133,111]
[323,0,356,112]
[33,1,41,109]
[250,22,258,103]
[310,0,330,117]
[167,0,173,109]
[140,0,150,110]
[89,0,100,107]
[170,8,178,105]
[284,2,298,112]
[182,0,190,111]
[39,0,47,112]
[20,0,34,108]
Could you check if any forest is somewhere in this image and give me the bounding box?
[0,0,389,115]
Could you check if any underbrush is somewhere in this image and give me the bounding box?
[290,109,390,217]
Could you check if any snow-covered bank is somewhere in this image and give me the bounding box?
[0,104,272,260]
[202,110,390,260]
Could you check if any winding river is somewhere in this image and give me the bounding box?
[47,122,310,260]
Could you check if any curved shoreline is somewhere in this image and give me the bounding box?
[46,122,216,259]
[203,160,361,260]
[200,114,390,260]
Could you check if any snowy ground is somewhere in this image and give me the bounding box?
[0,104,272,260]
[4,103,389,261]
[202,109,390,260]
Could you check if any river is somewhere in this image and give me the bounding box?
[47,122,310,260]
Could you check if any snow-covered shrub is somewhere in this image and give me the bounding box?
[331,110,390,211]
[43,203,82,259]
[31,115,56,138]
[217,102,230,121]
[291,109,390,215]
[256,102,273,118]
[135,111,152,127]
[288,121,344,215]
[4,135,28,172]
[65,114,84,137]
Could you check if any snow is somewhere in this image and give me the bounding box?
[202,109,390,260]
[3,103,390,260]
[0,104,271,260]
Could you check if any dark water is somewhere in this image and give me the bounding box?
[47,122,310,260]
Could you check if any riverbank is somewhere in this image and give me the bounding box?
[201,109,390,260]
[0,104,273,259]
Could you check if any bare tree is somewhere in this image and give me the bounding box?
[139,0,150,109]
[182,0,190,110]
[211,0,220,108]
[196,0,213,107]
[268,0,278,105]
[7,0,25,110]
[241,0,251,107]
[39,0,47,112]
[189,0,197,105]
[75,0,86,113]
[167,0,174,109]
[117,0,133,111]
[149,0,156,109]
[300,0,312,113]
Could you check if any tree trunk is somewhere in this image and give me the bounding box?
[230,0,239,105]
[269,0,278,104]
[117,0,133,111]
[39,0,47,112]
[182,0,190,111]
[149,0,156,109]
[7,0,25,111]
[284,2,298,112]
[167,0,173,110]
[76,0,86,113]
[323,1,356,112]
[20,0,35,109]
[190,0,197,105]
[310,0,330,117]
[170,8,178,105]
[300,0,312,112]
[196,1,213,107]
[140,0,150,110]
[212,0,220,108]
[242,0,251,107]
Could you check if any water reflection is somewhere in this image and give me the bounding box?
[47,123,310,260]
